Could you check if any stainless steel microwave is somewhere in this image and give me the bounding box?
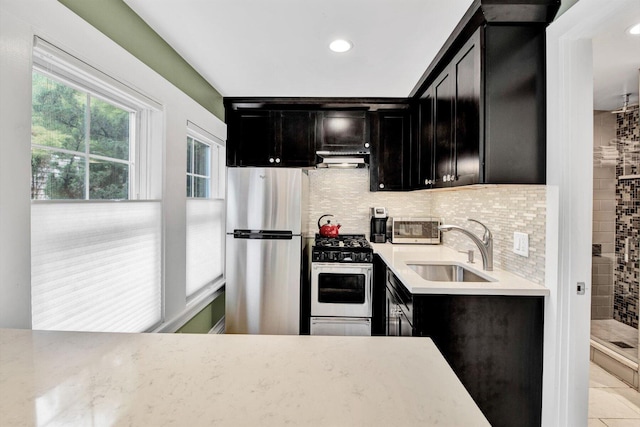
[390,217,442,244]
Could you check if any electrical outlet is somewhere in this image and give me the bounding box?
[513,232,529,257]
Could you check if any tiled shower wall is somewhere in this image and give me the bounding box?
[592,111,617,319]
[306,168,546,285]
[614,105,640,328]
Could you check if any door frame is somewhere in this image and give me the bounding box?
[543,0,639,425]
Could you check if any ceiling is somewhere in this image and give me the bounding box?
[123,0,474,97]
[124,0,639,110]
[592,9,640,111]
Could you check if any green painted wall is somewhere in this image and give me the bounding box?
[58,0,225,121]
[177,292,225,334]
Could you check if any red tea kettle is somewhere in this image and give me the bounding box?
[318,214,341,238]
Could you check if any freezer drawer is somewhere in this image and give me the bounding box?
[310,317,371,336]
[225,235,301,335]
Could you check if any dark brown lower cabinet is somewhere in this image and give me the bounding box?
[379,268,544,427]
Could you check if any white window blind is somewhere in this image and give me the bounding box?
[185,121,225,299]
[186,199,225,298]
[31,201,162,332]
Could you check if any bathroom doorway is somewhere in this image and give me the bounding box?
[591,106,639,379]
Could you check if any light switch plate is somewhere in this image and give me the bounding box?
[513,232,529,257]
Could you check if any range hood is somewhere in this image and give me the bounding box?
[316,151,368,168]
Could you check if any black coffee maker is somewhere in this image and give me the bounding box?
[370,207,388,243]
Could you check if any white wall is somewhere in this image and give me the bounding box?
[544,1,639,425]
[0,0,226,329]
[593,111,617,255]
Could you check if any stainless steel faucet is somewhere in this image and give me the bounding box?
[438,219,493,271]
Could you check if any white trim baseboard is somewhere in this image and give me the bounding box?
[208,317,225,334]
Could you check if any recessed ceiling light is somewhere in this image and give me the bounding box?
[627,23,640,35]
[329,39,353,53]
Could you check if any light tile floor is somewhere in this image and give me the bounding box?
[589,362,640,426]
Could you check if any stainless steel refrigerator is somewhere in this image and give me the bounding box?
[225,168,308,335]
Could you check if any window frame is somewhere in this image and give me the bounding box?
[31,37,161,201]
[186,136,212,198]
[186,121,224,200]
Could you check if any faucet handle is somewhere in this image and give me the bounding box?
[467,219,492,243]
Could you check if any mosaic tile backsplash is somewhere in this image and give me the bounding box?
[614,105,639,329]
[306,168,546,285]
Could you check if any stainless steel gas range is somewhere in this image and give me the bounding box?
[309,234,373,336]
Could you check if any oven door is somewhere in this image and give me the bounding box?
[311,263,372,317]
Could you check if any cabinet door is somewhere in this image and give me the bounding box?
[417,92,435,188]
[228,110,274,166]
[370,110,411,191]
[385,287,399,336]
[317,111,369,153]
[413,295,544,427]
[276,111,316,167]
[398,310,413,336]
[453,29,481,186]
[433,68,454,188]
[385,289,413,336]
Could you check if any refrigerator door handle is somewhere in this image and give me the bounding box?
[233,229,293,240]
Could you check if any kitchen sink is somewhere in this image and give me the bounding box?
[406,263,493,282]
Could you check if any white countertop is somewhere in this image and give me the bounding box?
[372,243,549,296]
[0,329,489,427]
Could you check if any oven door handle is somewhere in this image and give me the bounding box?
[312,263,373,273]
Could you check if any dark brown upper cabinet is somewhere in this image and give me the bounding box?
[225,108,316,167]
[225,99,406,170]
[416,30,481,189]
[369,109,412,191]
[276,111,316,166]
[433,65,455,188]
[481,25,546,184]
[453,31,481,187]
[316,110,370,154]
[414,21,547,188]
[226,110,273,167]
[410,0,558,188]
[415,95,434,189]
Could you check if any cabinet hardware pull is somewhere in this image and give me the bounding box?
[269,157,275,163]
[379,183,385,189]
[275,157,281,164]
[364,142,370,148]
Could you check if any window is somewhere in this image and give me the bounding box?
[185,122,225,299]
[30,38,163,333]
[186,136,211,198]
[31,71,134,200]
